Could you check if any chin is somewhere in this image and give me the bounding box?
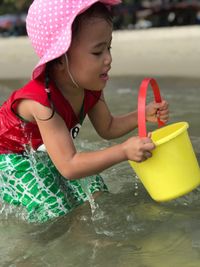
[94,86,105,91]
[87,84,105,91]
[84,79,107,91]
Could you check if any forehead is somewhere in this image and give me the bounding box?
[73,17,113,43]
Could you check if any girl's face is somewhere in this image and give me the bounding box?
[67,17,113,91]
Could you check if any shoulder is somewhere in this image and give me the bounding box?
[85,90,101,103]
[13,79,50,106]
[22,79,46,95]
[84,90,102,113]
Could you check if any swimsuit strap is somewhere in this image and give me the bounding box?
[79,96,85,125]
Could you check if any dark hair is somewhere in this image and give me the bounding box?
[72,2,113,39]
[36,67,55,121]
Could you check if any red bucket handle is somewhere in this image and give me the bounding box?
[138,78,165,137]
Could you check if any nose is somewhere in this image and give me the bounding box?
[104,50,112,66]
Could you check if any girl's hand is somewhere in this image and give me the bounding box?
[145,100,169,123]
[122,136,155,163]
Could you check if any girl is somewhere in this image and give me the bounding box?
[0,0,169,223]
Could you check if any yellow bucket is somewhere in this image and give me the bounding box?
[129,78,200,202]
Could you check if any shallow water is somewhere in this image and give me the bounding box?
[0,76,200,267]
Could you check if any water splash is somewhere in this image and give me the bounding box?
[0,197,29,222]
[79,178,105,222]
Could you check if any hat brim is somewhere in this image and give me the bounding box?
[32,0,121,80]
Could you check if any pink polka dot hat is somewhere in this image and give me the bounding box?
[26,0,121,80]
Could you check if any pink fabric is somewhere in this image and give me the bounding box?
[26,0,121,80]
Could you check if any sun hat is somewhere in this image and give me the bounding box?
[26,0,121,80]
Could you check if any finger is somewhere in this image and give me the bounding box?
[144,151,152,159]
[156,110,169,121]
[158,112,169,121]
[147,132,152,138]
[156,109,168,116]
[140,154,149,163]
[141,137,152,143]
[139,150,153,162]
[160,114,169,120]
[155,101,168,111]
[140,138,155,149]
[159,101,169,110]
[137,156,147,163]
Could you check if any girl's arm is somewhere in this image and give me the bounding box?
[25,100,155,180]
[88,93,169,140]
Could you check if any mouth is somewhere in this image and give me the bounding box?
[100,68,110,81]
[100,73,109,81]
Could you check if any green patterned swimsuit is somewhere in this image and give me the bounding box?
[0,151,107,223]
[0,80,108,223]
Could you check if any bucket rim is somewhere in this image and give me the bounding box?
[152,121,189,146]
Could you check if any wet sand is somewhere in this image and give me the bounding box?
[0,25,200,80]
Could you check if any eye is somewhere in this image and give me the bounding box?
[92,51,103,56]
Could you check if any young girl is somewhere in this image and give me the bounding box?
[0,0,169,223]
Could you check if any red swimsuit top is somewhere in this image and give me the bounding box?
[0,79,101,154]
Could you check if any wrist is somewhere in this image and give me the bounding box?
[119,142,128,161]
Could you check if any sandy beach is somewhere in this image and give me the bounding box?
[0,25,200,80]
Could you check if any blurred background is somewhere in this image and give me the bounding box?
[0,0,200,37]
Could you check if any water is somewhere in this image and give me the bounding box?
[0,76,200,267]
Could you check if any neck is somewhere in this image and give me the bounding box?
[57,82,84,99]
[52,72,84,98]
[55,78,85,117]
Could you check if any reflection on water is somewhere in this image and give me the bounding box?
[0,77,200,267]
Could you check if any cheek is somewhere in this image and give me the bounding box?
[78,59,100,77]
[69,53,102,86]
[78,68,98,85]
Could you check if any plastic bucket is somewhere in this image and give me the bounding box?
[129,78,200,202]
